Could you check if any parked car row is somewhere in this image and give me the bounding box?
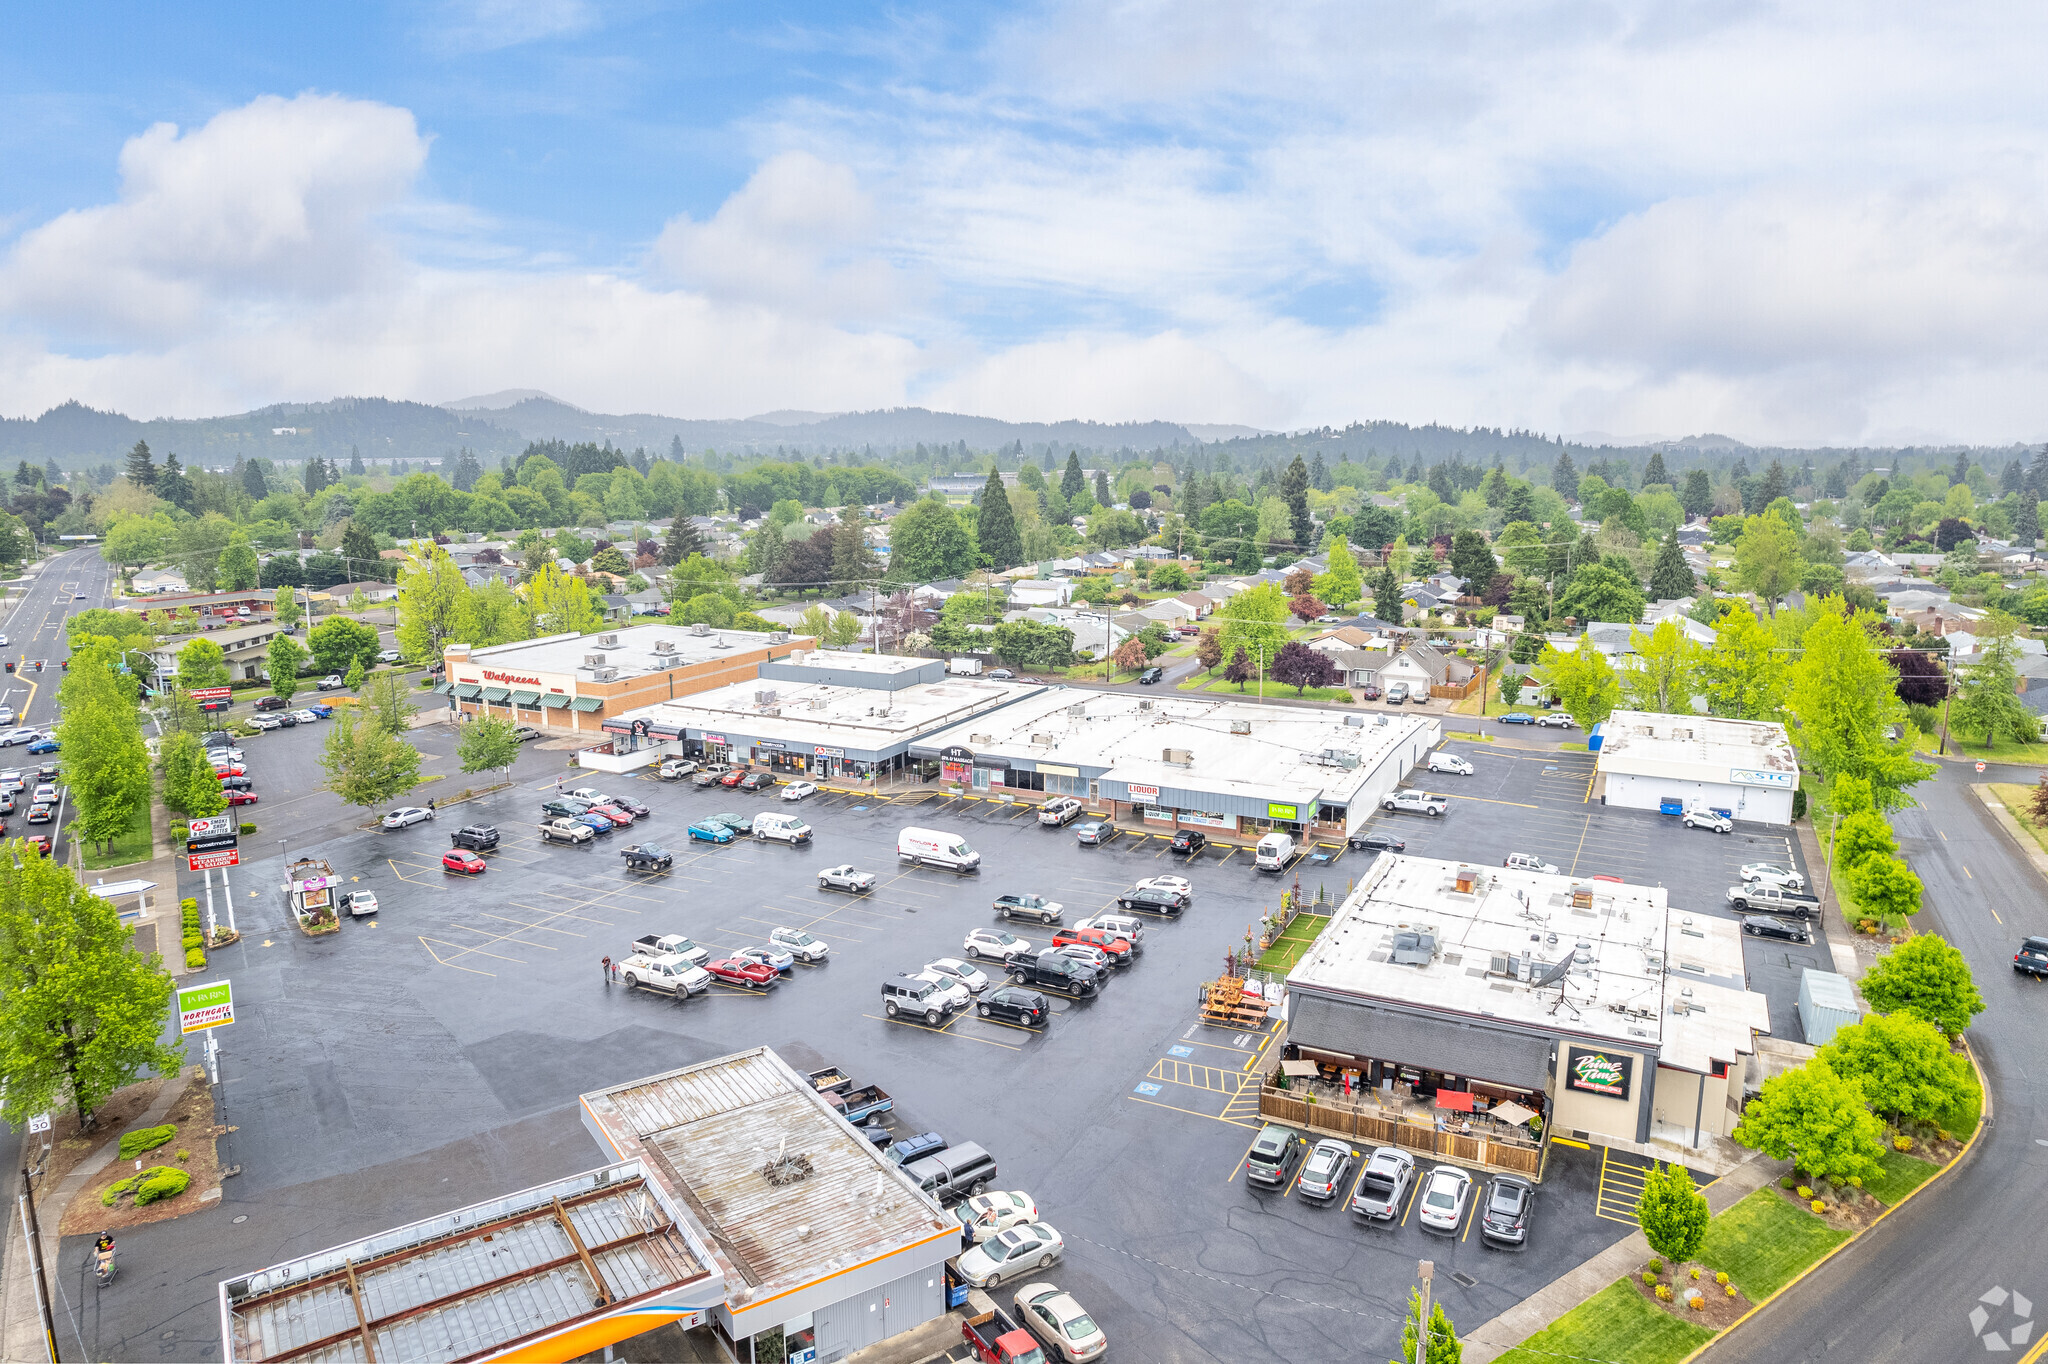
[248,702,335,731]
[1246,1125,1534,1245]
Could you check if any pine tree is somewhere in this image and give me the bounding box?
[340,522,380,581]
[349,445,365,476]
[124,440,155,490]
[1643,450,1670,486]
[977,467,1023,571]
[831,503,878,585]
[663,516,705,566]
[1309,450,1331,491]
[1061,451,1086,501]
[1094,469,1111,505]
[1758,459,1788,507]
[452,448,482,491]
[1649,527,1697,599]
[1681,468,1713,519]
[1282,455,1314,553]
[1952,451,1971,486]
[2016,497,2041,548]
[1374,563,1403,623]
[1551,449,1577,501]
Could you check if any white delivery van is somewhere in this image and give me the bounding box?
[898,826,981,871]
[1254,832,1296,871]
[752,812,813,845]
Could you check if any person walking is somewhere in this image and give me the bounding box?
[601,955,612,985]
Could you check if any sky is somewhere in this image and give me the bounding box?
[2,1,2046,446]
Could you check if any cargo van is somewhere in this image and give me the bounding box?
[752,812,813,845]
[903,1141,999,1204]
[1254,832,1295,871]
[898,826,981,872]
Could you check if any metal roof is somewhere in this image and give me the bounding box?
[222,1161,716,1364]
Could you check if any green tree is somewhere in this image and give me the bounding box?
[319,708,423,811]
[1732,1057,1886,1183]
[1697,603,1789,721]
[308,615,381,675]
[1448,528,1495,591]
[1499,670,1524,705]
[1785,599,1933,810]
[175,638,231,692]
[1553,563,1645,625]
[1394,1285,1462,1364]
[156,731,221,817]
[1834,808,1897,870]
[1819,1011,1974,1128]
[680,592,735,627]
[1948,615,2036,746]
[827,610,864,648]
[1635,1162,1710,1263]
[272,584,302,631]
[831,502,880,584]
[457,715,522,775]
[124,439,157,490]
[339,520,381,580]
[1734,512,1804,615]
[589,543,631,576]
[1540,636,1621,729]
[215,534,260,591]
[344,656,366,691]
[527,562,603,635]
[1313,538,1363,608]
[977,468,1024,572]
[1061,451,1086,501]
[1216,582,1291,669]
[1620,620,1701,714]
[891,497,976,582]
[361,669,418,738]
[395,544,472,661]
[56,657,152,852]
[265,634,307,703]
[1647,527,1696,599]
[1373,563,1403,623]
[1281,455,1314,553]
[1859,933,1984,1037]
[662,515,706,566]
[0,851,182,1130]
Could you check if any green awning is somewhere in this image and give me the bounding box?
[570,696,604,712]
[539,692,570,708]
[452,683,482,699]
[508,689,541,706]
[431,682,452,695]
[479,687,510,702]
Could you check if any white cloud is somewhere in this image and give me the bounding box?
[431,0,594,52]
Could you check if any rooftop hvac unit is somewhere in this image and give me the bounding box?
[598,633,620,647]
[969,733,992,745]
[763,706,781,717]
[1344,714,1364,727]
[810,698,830,710]
[755,689,779,705]
[1030,733,1054,745]
[689,622,712,636]
[652,639,676,655]
[1162,747,1194,766]
[771,631,789,642]
[1138,699,1153,711]
[590,667,619,682]
[1067,704,1086,718]
[1230,720,1252,735]
[583,653,607,667]
[652,656,681,670]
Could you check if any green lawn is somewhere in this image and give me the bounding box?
[1496,1280,1713,1364]
[81,796,155,871]
[1986,784,2048,858]
[1698,1190,1849,1299]
[1911,729,2047,764]
[1863,1149,1938,1206]
[1255,913,1330,974]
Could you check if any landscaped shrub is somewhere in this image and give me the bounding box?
[118,1124,176,1159]
[1688,1293,1705,1310]
[1688,1268,1701,1280]
[1792,787,1808,820]
[175,1149,190,1162]
[1847,1175,1862,1189]
[1810,1199,1826,1213]
[1893,1135,1913,1151]
[185,948,206,969]
[1647,1259,1664,1275]
[135,1166,190,1205]
[1779,1175,1796,1189]
[1642,1271,1658,1286]
[1726,1283,1738,1297]
[239,822,257,833]
[1715,1272,1729,1286]
[1796,1185,1813,1199]
[1655,1284,1672,1302]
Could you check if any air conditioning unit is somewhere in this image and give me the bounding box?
[590,667,618,682]
[598,633,620,647]
[1030,733,1054,746]
[652,639,676,655]
[652,656,681,670]
[1344,714,1364,727]
[583,653,607,667]
[1229,720,1252,735]
[1138,699,1153,711]
[771,631,789,642]
[1162,747,1194,765]
[689,622,712,636]
[1067,704,1086,718]
[755,689,778,706]
[969,734,992,745]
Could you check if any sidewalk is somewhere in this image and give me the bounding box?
[1461,1149,1784,1363]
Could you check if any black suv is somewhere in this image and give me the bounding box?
[451,825,500,851]
[1138,666,1164,685]
[1244,1124,1310,1189]
[1479,1175,1534,1246]
[254,696,288,712]
[2016,937,2048,978]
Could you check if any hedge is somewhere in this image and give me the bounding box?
[102,1164,191,1207]
[118,1124,176,1160]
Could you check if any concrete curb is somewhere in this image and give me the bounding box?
[1968,782,2048,885]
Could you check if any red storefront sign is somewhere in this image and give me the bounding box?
[188,848,241,871]
[482,670,543,686]
[189,686,232,701]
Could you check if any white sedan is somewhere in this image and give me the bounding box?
[1014,1283,1106,1363]
[1136,875,1193,900]
[769,926,830,962]
[963,927,1034,962]
[291,709,320,724]
[381,806,435,829]
[956,1222,1063,1288]
[817,864,877,893]
[1417,1166,1473,1232]
[923,957,991,993]
[781,781,818,802]
[956,1190,1039,1243]
[1534,712,1575,728]
[0,728,37,747]
[1740,862,1806,890]
[249,714,285,731]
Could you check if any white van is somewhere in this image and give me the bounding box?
[752,812,812,845]
[1254,832,1295,871]
[898,826,981,872]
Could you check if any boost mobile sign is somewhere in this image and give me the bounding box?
[1564,1046,1633,1100]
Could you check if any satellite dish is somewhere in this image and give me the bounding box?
[1532,955,1574,989]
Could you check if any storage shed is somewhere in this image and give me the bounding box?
[1796,968,1860,1045]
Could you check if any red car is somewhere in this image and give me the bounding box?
[737,772,774,792]
[587,804,635,827]
[24,834,50,856]
[705,957,777,990]
[212,763,247,778]
[226,790,259,806]
[1051,925,1134,965]
[719,769,746,787]
[442,849,487,876]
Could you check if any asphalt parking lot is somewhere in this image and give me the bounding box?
[72,734,1752,1363]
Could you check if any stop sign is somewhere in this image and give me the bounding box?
[1976,761,1987,773]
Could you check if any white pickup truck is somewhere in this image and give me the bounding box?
[1381,788,1449,817]
[633,932,711,966]
[620,952,711,997]
[539,817,594,844]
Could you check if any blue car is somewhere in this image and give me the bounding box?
[573,812,614,836]
[735,944,796,975]
[307,703,334,718]
[26,737,58,754]
[688,820,736,844]
[1496,712,1536,726]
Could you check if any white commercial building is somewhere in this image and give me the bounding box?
[911,688,1440,842]
[1283,854,1770,1154]
[1592,710,1799,827]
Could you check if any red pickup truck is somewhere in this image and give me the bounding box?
[705,958,777,991]
[962,1304,1045,1364]
[1050,925,1133,965]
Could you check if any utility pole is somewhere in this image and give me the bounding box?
[1413,1259,1434,1364]
[19,1166,57,1362]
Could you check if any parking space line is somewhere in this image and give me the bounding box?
[1130,1092,1260,1129]
[861,1013,1023,1050]
[417,936,499,975]
[1400,1176,1422,1225]
[1226,1131,1261,1182]
[1145,1059,1242,1093]
[1461,1190,1479,1241]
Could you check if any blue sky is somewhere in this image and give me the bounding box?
[2,1,2046,445]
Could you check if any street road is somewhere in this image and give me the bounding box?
[0,545,117,861]
[1701,757,2048,1363]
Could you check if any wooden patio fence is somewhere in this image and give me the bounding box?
[1259,1083,1542,1178]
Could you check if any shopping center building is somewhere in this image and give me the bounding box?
[1274,853,1770,1162]
[1591,710,1799,826]
[906,688,1441,842]
[436,623,814,738]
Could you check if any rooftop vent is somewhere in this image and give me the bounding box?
[1030,733,1054,746]
[711,636,732,650]
[1344,714,1364,727]
[1389,929,1437,966]
[761,1150,814,1186]
[590,667,618,682]
[1162,747,1194,766]
[583,653,607,667]
[652,639,676,655]
[598,632,620,647]
[969,734,992,745]
[689,622,712,637]
[1230,720,1252,735]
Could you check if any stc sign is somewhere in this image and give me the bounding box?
[482,670,544,686]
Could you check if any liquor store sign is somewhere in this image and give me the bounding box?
[177,980,235,1034]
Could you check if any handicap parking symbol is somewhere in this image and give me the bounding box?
[1167,1045,1193,1058]
[1133,1082,1162,1096]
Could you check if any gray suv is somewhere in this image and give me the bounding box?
[881,975,961,1024]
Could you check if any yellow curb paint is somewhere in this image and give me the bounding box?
[1674,1037,1989,1363]
[1549,1137,1589,1149]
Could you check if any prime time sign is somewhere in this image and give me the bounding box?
[1563,1047,1634,1101]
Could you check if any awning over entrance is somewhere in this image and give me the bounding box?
[1290,994,1554,1093]
[509,689,541,705]
[479,686,510,702]
[539,693,570,708]
[571,696,604,712]
[452,683,482,699]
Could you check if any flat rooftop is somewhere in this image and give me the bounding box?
[581,1049,954,1317]
[221,1160,717,1364]
[608,674,1043,749]
[913,687,1435,804]
[1288,855,1768,1069]
[1596,710,1798,785]
[452,623,804,679]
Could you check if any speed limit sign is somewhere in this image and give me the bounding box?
[1976,761,1987,773]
